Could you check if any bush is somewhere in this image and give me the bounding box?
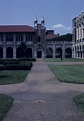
[0,58,36,64]
[0,58,36,65]
[0,64,31,70]
[46,55,53,58]
[0,58,34,70]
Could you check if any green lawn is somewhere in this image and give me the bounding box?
[49,65,84,84]
[0,94,14,121]
[45,58,84,62]
[0,70,29,85]
[73,93,84,112]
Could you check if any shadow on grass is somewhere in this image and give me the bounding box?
[0,75,11,78]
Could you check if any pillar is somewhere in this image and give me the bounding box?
[3,33,6,59]
[62,42,65,59]
[53,42,55,58]
[42,51,45,58]
[23,33,26,42]
[13,47,16,59]
[3,48,6,59]
[13,33,16,59]
[34,51,37,58]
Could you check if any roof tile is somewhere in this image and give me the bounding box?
[0,25,34,32]
[46,34,59,40]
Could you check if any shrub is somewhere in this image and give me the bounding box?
[0,64,31,70]
[0,58,36,65]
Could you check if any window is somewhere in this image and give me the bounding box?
[1,36,3,41]
[6,35,13,41]
[21,36,23,41]
[26,36,28,41]
[16,35,23,41]
[16,36,18,41]
[31,36,33,41]
[29,36,30,41]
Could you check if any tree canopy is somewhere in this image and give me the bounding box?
[53,33,72,41]
[17,42,27,58]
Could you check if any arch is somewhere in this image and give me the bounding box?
[26,48,32,58]
[65,48,72,58]
[0,47,3,58]
[46,48,53,58]
[56,48,62,58]
[6,47,13,58]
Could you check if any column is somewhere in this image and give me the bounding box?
[23,33,26,42]
[72,46,75,58]
[13,33,16,59]
[81,25,83,40]
[34,44,37,58]
[3,33,6,59]
[62,42,65,59]
[82,52,83,58]
[42,51,45,58]
[3,48,6,59]
[76,28,78,41]
[13,47,16,59]
[79,27,81,40]
[53,42,55,58]
[34,51,37,58]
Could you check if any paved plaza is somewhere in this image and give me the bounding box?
[0,59,84,121]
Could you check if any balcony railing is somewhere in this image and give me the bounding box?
[6,41,13,45]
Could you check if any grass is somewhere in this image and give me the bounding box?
[49,65,84,84]
[0,94,14,121]
[73,93,84,112]
[44,58,84,62]
[0,70,29,85]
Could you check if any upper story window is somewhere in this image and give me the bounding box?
[26,35,33,41]
[26,35,28,41]
[16,35,23,41]
[31,36,33,41]
[6,35,13,41]
[0,35,3,41]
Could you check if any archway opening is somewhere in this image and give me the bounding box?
[26,48,32,58]
[46,48,53,58]
[37,51,42,58]
[56,48,62,58]
[0,47,3,58]
[6,47,13,58]
[65,48,72,58]
[16,42,28,58]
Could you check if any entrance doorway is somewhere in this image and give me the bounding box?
[37,51,42,58]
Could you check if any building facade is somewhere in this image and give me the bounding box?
[0,18,72,59]
[72,12,84,58]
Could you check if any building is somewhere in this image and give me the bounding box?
[0,17,72,59]
[72,12,84,58]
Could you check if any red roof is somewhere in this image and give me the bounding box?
[0,25,34,32]
[46,34,59,40]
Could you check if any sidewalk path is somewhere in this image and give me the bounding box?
[1,59,84,121]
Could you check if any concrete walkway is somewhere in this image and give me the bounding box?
[1,59,84,121]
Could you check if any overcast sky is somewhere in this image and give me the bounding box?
[0,0,84,35]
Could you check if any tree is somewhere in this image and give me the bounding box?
[18,42,27,58]
[53,33,72,41]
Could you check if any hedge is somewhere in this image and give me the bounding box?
[0,58,36,64]
[0,64,32,70]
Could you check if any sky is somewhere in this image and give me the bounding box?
[0,0,84,35]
